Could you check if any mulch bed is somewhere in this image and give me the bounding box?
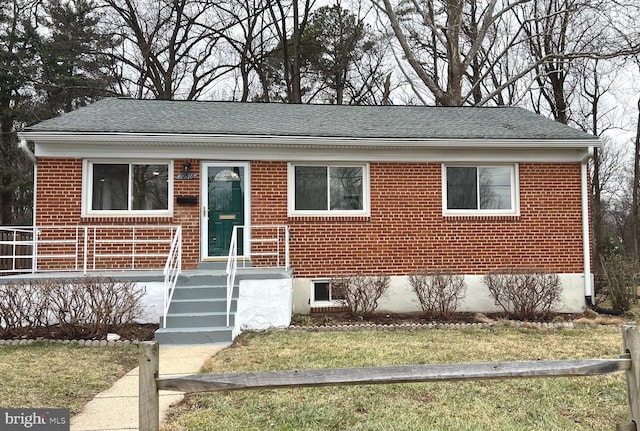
[0,323,159,342]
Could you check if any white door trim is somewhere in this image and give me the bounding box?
[200,161,251,261]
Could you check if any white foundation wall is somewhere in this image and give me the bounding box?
[293,274,587,315]
[236,278,293,332]
[137,281,165,324]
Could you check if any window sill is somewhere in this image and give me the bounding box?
[442,214,520,222]
[288,215,370,223]
[80,215,174,224]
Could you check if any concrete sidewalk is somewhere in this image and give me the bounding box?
[71,344,225,431]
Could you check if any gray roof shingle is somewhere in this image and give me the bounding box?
[24,98,597,141]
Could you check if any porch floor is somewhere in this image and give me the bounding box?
[0,267,292,282]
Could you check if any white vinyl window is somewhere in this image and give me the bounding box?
[84,161,173,215]
[289,163,369,216]
[443,164,519,215]
[311,280,345,305]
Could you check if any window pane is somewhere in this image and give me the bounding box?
[92,164,128,210]
[330,167,363,210]
[447,167,477,209]
[314,282,330,302]
[479,167,512,210]
[132,164,169,210]
[295,166,327,210]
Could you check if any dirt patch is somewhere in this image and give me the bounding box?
[292,311,603,327]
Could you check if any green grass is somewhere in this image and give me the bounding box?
[0,342,139,414]
[162,326,628,431]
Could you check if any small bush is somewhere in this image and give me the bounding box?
[483,269,561,320]
[0,276,146,339]
[331,274,390,317]
[0,279,50,337]
[598,255,637,313]
[409,270,466,319]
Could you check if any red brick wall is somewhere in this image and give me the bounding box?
[251,161,586,277]
[35,158,587,275]
[35,158,202,270]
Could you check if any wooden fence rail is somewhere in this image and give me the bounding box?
[139,324,640,431]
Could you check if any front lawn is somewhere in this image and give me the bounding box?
[162,326,628,431]
[0,342,139,414]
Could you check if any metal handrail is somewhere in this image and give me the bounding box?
[162,226,182,328]
[226,226,239,327]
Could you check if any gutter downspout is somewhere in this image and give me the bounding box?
[581,150,593,304]
[19,139,37,273]
[19,139,36,164]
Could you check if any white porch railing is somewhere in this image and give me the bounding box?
[0,226,34,274]
[162,226,182,328]
[0,225,181,274]
[226,225,290,326]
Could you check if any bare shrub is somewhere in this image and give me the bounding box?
[0,276,146,339]
[598,255,637,313]
[409,270,466,319]
[51,277,146,338]
[483,269,561,320]
[331,274,390,317]
[0,279,50,337]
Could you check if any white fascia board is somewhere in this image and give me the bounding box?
[20,131,600,149]
[33,142,591,163]
[24,132,598,163]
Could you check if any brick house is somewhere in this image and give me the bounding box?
[11,98,598,343]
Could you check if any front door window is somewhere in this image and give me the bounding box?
[206,165,245,257]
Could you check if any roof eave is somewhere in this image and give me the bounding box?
[18,131,601,149]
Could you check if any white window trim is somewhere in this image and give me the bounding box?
[288,162,370,217]
[310,279,346,307]
[82,159,174,217]
[441,163,520,216]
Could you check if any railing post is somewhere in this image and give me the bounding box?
[139,341,159,431]
[285,226,290,270]
[32,227,38,274]
[621,324,640,431]
[83,227,88,275]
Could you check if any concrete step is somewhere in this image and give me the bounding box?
[155,326,233,345]
[168,298,237,314]
[171,285,238,301]
[165,311,234,328]
[177,274,227,287]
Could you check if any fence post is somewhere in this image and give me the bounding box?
[139,341,159,431]
[621,324,640,431]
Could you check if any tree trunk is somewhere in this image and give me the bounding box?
[633,97,640,263]
[290,0,302,103]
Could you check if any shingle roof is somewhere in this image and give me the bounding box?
[24,98,597,141]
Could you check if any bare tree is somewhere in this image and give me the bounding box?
[375,0,640,107]
[266,0,316,103]
[101,0,237,100]
[375,0,535,106]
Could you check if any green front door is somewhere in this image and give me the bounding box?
[206,165,245,257]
